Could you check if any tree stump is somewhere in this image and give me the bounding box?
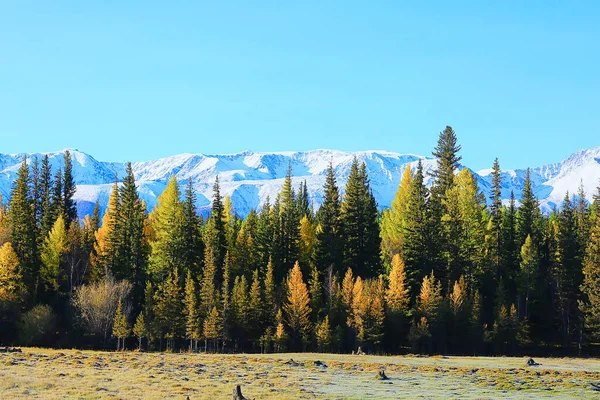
[376,370,389,380]
[526,358,540,367]
[232,384,246,400]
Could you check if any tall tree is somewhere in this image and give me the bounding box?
[40,215,68,294]
[380,165,413,266]
[431,126,462,197]
[341,159,381,277]
[8,157,38,298]
[181,179,203,277]
[489,158,503,271]
[62,150,78,227]
[315,162,344,276]
[580,186,600,341]
[210,177,227,270]
[148,175,185,282]
[115,163,148,311]
[284,261,311,350]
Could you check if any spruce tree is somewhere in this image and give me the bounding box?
[8,157,38,298]
[553,193,582,347]
[402,160,429,297]
[210,177,227,270]
[39,155,54,238]
[341,158,381,277]
[489,158,503,270]
[50,167,63,224]
[275,163,300,280]
[181,179,203,277]
[315,162,343,276]
[580,185,600,341]
[115,163,148,311]
[62,150,78,227]
[431,125,462,197]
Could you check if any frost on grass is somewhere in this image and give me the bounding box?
[0,349,599,399]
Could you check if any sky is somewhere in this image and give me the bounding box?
[1,2,599,171]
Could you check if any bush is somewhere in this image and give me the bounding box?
[73,276,131,345]
[18,304,56,346]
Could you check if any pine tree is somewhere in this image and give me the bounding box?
[380,165,413,266]
[442,168,487,287]
[283,261,311,349]
[402,160,429,296]
[115,162,148,313]
[580,185,600,341]
[0,242,26,307]
[431,126,462,197]
[315,162,344,275]
[274,164,300,280]
[296,180,311,219]
[417,272,443,330]
[553,193,582,347]
[148,175,185,282]
[90,181,120,281]
[154,268,183,351]
[489,158,503,270]
[221,255,231,349]
[341,159,381,277]
[519,235,537,319]
[517,169,541,248]
[263,257,276,322]
[199,245,218,319]
[315,315,331,352]
[210,177,227,270]
[248,269,263,343]
[298,215,316,271]
[112,299,130,351]
[273,308,288,352]
[501,191,519,302]
[181,179,203,277]
[386,254,410,314]
[50,167,62,224]
[62,150,78,227]
[203,306,222,352]
[133,312,149,350]
[8,157,38,298]
[230,275,249,349]
[183,270,201,351]
[308,263,322,320]
[341,268,354,312]
[40,214,68,293]
[39,155,54,238]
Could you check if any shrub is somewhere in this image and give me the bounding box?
[18,304,56,346]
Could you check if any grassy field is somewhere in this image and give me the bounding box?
[1,348,599,399]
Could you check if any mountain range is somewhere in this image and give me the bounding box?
[0,147,598,219]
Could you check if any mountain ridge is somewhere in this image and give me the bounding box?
[0,147,598,218]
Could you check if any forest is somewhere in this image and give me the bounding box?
[0,126,599,357]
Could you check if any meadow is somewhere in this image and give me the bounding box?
[1,348,599,399]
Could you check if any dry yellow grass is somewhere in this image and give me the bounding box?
[1,348,599,399]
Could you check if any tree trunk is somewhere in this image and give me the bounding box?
[232,385,246,400]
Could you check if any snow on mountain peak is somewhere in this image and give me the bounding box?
[1,147,599,218]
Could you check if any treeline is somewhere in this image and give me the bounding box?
[1,127,599,356]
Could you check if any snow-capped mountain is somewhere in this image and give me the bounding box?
[0,147,598,218]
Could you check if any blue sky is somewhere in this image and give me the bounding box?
[1,2,599,170]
